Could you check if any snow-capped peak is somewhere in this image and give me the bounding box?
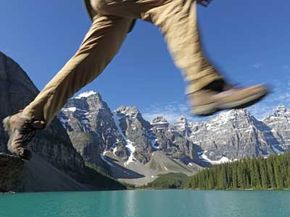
[176,116,188,123]
[75,91,97,99]
[115,106,140,118]
[274,105,289,116]
[210,109,252,124]
[151,116,168,125]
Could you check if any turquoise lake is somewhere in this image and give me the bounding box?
[0,190,289,217]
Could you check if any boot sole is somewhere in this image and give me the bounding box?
[193,90,268,117]
[219,90,268,110]
[192,102,218,116]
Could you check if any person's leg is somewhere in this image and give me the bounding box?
[98,0,222,89]
[3,13,133,159]
[22,15,132,126]
[139,0,267,115]
[142,0,222,93]
[97,0,267,115]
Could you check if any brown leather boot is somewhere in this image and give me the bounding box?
[2,112,45,160]
[188,84,268,116]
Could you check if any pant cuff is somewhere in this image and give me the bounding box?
[186,75,224,95]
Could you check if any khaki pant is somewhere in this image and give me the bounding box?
[23,0,222,126]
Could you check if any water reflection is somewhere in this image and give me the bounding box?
[125,190,136,217]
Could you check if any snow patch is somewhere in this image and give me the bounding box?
[113,113,136,166]
[125,141,136,166]
[152,121,168,125]
[62,107,77,112]
[201,151,231,165]
[113,146,118,156]
[76,91,97,98]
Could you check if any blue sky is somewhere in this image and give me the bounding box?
[1,0,290,122]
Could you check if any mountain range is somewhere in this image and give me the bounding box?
[59,90,290,186]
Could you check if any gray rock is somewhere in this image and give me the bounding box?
[151,116,169,131]
[115,106,152,164]
[0,154,23,192]
[263,105,290,152]
[59,92,128,167]
[60,96,202,182]
[172,116,191,137]
[0,52,124,191]
[189,109,278,161]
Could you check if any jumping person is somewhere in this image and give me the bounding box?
[3,0,268,160]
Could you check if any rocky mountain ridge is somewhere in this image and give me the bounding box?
[59,91,290,185]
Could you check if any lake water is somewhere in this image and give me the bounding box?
[0,190,289,217]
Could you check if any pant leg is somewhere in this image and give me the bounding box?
[23,15,132,125]
[95,0,223,94]
[141,0,223,94]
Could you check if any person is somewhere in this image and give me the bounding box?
[3,0,268,160]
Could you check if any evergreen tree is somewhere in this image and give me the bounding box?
[184,152,290,190]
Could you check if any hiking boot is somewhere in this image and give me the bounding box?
[2,112,45,160]
[188,84,268,116]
